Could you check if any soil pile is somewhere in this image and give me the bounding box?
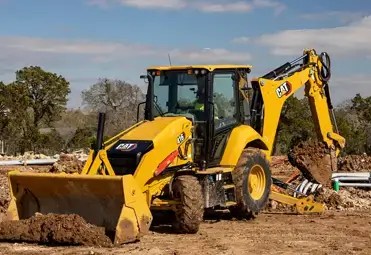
[49,153,84,174]
[316,187,371,210]
[338,154,371,172]
[0,213,113,247]
[288,141,334,186]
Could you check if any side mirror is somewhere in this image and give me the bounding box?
[140,74,148,83]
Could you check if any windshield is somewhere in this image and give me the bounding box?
[151,70,206,119]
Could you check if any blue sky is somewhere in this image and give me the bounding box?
[0,0,371,108]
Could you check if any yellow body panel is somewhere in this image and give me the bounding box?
[117,116,193,188]
[119,116,191,142]
[6,170,152,244]
[147,64,252,72]
[220,125,269,166]
[269,191,324,214]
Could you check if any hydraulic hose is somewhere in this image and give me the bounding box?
[318,52,331,83]
[318,51,340,134]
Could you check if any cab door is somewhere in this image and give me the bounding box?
[207,70,241,167]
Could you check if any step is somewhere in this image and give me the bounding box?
[223,184,235,190]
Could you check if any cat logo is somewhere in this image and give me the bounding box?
[115,143,137,151]
[177,132,185,144]
[276,81,292,98]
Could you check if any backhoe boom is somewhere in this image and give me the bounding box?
[250,48,345,156]
[249,49,345,185]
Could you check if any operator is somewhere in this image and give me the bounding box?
[192,81,219,120]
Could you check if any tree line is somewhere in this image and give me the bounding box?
[0,66,369,156]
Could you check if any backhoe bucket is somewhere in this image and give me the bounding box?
[5,170,152,245]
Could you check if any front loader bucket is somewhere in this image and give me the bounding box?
[5,170,152,245]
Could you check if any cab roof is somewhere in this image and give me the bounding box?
[146,64,252,72]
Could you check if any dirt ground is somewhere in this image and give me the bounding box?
[0,153,370,254]
[0,211,370,255]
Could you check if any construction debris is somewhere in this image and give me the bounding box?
[316,187,371,210]
[338,154,371,172]
[49,153,85,174]
[0,150,89,161]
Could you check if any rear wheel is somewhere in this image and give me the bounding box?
[231,147,272,220]
[171,175,204,233]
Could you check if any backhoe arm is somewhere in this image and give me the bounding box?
[249,48,345,158]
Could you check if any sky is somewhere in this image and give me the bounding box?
[0,0,371,108]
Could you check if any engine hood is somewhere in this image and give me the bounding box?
[119,116,192,144]
[105,116,193,177]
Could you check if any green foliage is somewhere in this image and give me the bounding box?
[273,93,371,156]
[0,66,70,153]
[67,127,96,150]
[334,108,366,155]
[273,97,316,155]
[351,93,371,122]
[89,135,111,150]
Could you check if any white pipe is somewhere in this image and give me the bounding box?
[338,182,371,187]
[0,159,58,166]
[332,172,371,178]
[334,176,370,181]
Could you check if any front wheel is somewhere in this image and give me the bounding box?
[231,148,272,220]
[171,175,204,233]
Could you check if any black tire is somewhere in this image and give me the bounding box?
[230,147,272,220]
[172,175,204,233]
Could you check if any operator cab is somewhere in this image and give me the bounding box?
[141,65,252,168]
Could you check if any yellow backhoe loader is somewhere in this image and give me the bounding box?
[5,48,345,245]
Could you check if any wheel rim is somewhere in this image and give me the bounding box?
[248,164,266,200]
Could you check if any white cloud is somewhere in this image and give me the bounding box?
[299,11,367,24]
[329,74,371,105]
[232,15,371,58]
[120,0,186,9]
[0,36,252,79]
[0,36,253,108]
[231,36,250,43]
[169,47,252,62]
[195,1,253,13]
[87,0,285,13]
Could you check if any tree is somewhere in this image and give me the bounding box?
[81,78,145,136]
[273,96,316,155]
[334,108,366,155]
[351,93,371,122]
[0,82,14,139]
[6,66,70,152]
[52,109,97,150]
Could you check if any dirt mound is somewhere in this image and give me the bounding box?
[338,154,371,172]
[49,153,84,174]
[0,200,9,214]
[315,187,371,210]
[0,213,113,247]
[288,141,335,186]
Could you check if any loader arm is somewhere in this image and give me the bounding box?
[249,48,345,156]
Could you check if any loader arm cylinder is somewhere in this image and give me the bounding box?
[96,112,106,152]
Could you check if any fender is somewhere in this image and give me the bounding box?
[220,125,270,166]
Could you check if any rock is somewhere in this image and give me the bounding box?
[49,153,84,174]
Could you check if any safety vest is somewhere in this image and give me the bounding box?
[193,102,219,119]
